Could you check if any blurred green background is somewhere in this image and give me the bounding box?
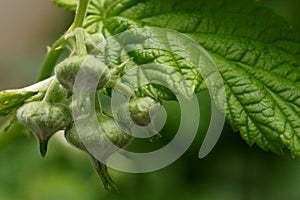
[0,1,300,200]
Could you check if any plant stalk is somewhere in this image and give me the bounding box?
[69,0,90,31]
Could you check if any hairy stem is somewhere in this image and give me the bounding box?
[37,37,66,81]
[43,78,62,103]
[74,28,88,56]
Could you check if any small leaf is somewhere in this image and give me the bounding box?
[0,90,37,117]
[0,77,53,117]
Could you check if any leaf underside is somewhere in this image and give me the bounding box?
[54,0,300,157]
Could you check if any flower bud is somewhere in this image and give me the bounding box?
[65,114,131,191]
[17,101,72,157]
[129,97,161,126]
[55,55,110,92]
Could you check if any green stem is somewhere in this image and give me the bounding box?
[108,80,134,96]
[69,0,90,31]
[37,36,66,81]
[95,93,102,114]
[37,0,90,81]
[43,78,61,103]
[74,28,88,56]
[91,156,118,192]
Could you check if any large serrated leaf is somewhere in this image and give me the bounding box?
[75,0,300,157]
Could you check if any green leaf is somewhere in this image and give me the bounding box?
[104,27,209,100]
[82,0,300,157]
[52,0,78,11]
[120,63,195,100]
[0,90,37,117]
[0,78,53,117]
